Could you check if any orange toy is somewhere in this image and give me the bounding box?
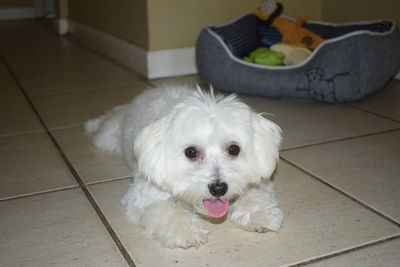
[255,1,325,50]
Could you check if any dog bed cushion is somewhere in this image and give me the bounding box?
[196,14,400,103]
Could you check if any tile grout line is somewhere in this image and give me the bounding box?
[0,128,46,139]
[345,103,400,124]
[280,156,400,265]
[0,54,136,267]
[286,234,400,266]
[85,176,133,186]
[280,127,400,152]
[0,185,80,202]
[27,81,150,98]
[280,156,400,227]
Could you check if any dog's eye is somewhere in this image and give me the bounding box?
[184,147,197,159]
[228,144,240,156]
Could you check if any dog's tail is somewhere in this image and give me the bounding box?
[84,105,124,134]
[84,105,125,153]
[84,117,104,133]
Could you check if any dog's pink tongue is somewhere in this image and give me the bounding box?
[203,199,229,218]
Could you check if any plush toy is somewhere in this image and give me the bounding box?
[243,47,285,66]
[255,0,325,50]
[270,43,311,65]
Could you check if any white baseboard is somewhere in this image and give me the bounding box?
[147,47,197,79]
[56,18,69,35]
[66,19,197,79]
[0,7,35,21]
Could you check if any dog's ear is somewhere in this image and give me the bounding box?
[134,116,170,186]
[252,114,282,180]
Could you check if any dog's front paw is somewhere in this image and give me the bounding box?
[156,215,209,248]
[141,203,209,248]
[230,207,283,233]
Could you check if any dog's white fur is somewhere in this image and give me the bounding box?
[85,85,283,248]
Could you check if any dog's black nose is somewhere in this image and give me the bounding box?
[208,181,228,197]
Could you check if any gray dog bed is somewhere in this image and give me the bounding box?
[196,14,400,103]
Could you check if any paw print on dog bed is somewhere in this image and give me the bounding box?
[297,68,350,102]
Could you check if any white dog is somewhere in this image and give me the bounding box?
[85,85,283,248]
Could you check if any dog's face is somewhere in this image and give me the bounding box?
[133,90,281,218]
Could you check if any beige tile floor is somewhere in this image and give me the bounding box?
[0,20,399,267]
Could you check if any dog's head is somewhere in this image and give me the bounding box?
[133,87,281,218]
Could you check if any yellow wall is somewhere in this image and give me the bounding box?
[68,0,149,50]
[65,0,399,51]
[280,0,322,21]
[322,0,400,24]
[65,0,324,51]
[147,0,260,50]
[0,0,34,8]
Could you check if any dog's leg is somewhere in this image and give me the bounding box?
[122,178,209,248]
[139,199,209,248]
[229,181,283,232]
